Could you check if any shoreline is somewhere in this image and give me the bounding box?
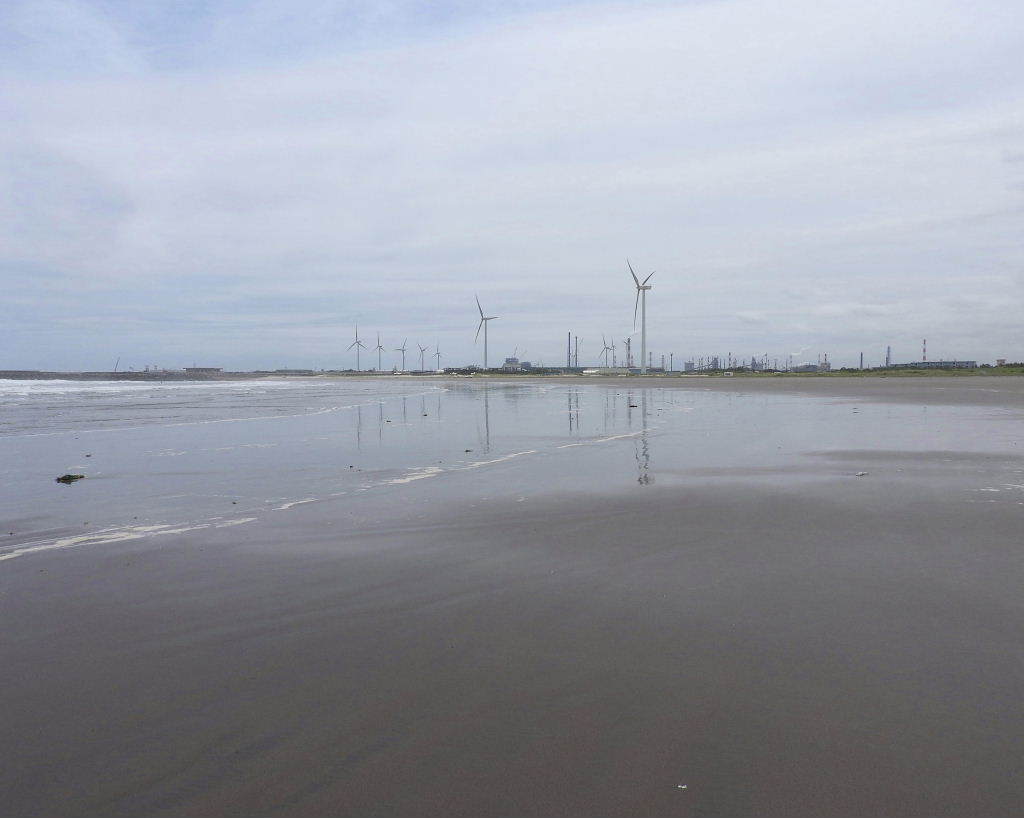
[3,368,1024,383]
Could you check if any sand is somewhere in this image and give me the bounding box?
[3,376,1024,817]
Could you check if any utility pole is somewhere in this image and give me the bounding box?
[669,353,674,372]
[860,351,864,369]
[567,332,571,369]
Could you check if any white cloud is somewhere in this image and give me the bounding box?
[1,0,1022,369]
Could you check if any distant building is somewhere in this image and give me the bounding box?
[684,361,695,372]
[996,359,1007,366]
[582,367,632,375]
[183,367,222,375]
[891,360,977,369]
[792,363,819,373]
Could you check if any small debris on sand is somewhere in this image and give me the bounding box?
[55,474,85,484]
[855,471,869,477]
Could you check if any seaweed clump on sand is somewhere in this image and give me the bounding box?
[55,474,85,484]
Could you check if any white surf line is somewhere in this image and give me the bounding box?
[0,517,258,562]
[387,466,444,484]
[0,525,172,562]
[11,386,450,439]
[555,431,644,449]
[458,450,538,469]
[211,442,278,452]
[273,498,317,510]
[213,517,257,527]
[8,402,373,439]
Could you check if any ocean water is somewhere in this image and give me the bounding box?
[2,377,1021,560]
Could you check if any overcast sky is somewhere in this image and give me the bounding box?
[2,0,1022,370]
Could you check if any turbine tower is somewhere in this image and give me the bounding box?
[475,295,499,370]
[434,343,442,371]
[373,333,385,372]
[601,335,612,367]
[394,338,408,372]
[348,325,367,371]
[610,338,617,367]
[628,260,654,375]
[417,343,428,372]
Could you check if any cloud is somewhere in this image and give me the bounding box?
[1,0,1022,369]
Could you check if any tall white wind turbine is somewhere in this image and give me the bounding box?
[434,343,442,371]
[394,338,408,372]
[348,325,367,371]
[601,335,613,367]
[475,295,499,370]
[417,343,428,372]
[373,333,385,372]
[628,260,654,375]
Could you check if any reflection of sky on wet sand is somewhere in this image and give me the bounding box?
[2,378,1022,553]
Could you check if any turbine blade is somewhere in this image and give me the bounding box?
[475,319,484,343]
[633,290,640,328]
[643,271,655,285]
[627,259,640,288]
[475,294,484,319]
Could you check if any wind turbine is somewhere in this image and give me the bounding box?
[348,325,367,371]
[394,338,408,372]
[628,260,654,375]
[601,335,612,367]
[434,343,442,371]
[610,338,617,367]
[417,343,428,372]
[373,333,385,372]
[474,295,499,369]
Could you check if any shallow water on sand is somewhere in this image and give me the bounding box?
[5,377,1024,817]
[2,377,1022,559]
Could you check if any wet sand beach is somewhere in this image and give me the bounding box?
[3,376,1023,817]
